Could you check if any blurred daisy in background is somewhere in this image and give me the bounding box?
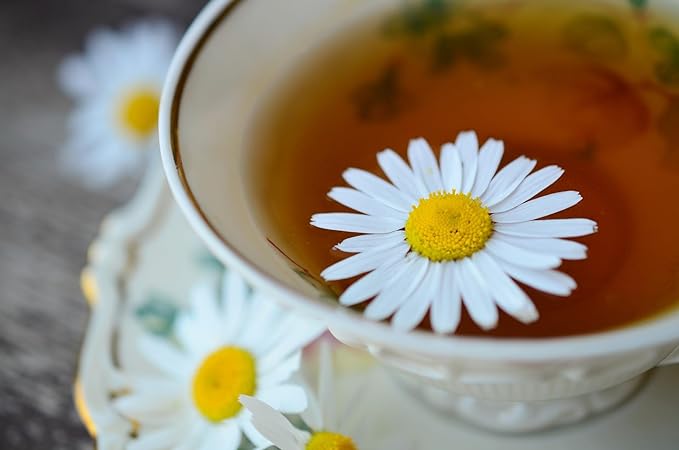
[57,19,178,189]
[240,342,415,450]
[114,270,326,450]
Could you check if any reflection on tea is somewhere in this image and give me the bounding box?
[247,1,679,337]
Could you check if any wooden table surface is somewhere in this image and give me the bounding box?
[0,1,202,448]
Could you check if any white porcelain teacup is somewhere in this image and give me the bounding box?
[159,0,679,432]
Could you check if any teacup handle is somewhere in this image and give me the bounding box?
[659,346,679,366]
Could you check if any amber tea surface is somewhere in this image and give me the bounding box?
[245,1,679,337]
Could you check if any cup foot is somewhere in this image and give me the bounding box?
[392,372,647,433]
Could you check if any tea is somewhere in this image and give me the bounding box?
[246,1,679,337]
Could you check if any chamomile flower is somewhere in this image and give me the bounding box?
[114,270,326,450]
[311,131,597,333]
[240,342,413,450]
[57,19,178,189]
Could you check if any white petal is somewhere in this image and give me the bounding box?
[364,255,428,320]
[430,262,462,334]
[317,340,336,430]
[440,143,463,192]
[343,168,412,211]
[495,233,588,260]
[484,236,561,269]
[257,384,307,414]
[335,230,405,253]
[57,54,96,97]
[327,187,407,221]
[199,423,241,450]
[500,261,576,296]
[408,138,444,193]
[240,395,309,450]
[494,219,598,238]
[220,269,248,343]
[114,385,181,425]
[457,258,498,330]
[377,149,427,201]
[471,138,504,198]
[128,425,186,450]
[258,353,301,389]
[311,212,403,234]
[472,252,538,323]
[339,257,406,306]
[139,337,189,379]
[491,191,582,223]
[237,292,286,354]
[482,156,537,207]
[258,322,325,372]
[321,242,409,281]
[391,262,443,331]
[490,165,564,213]
[456,131,479,193]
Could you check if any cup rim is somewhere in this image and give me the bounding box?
[159,0,679,362]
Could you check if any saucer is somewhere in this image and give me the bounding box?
[76,161,679,449]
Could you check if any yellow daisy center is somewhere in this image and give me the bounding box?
[306,431,358,450]
[404,191,493,262]
[192,346,256,422]
[118,88,160,138]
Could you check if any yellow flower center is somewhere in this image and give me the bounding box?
[118,88,160,138]
[306,431,358,450]
[404,191,493,262]
[192,346,256,422]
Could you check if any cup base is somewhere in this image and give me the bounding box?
[391,371,647,433]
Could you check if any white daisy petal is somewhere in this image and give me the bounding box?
[440,142,463,192]
[339,257,406,306]
[490,165,564,213]
[430,262,462,334]
[139,336,189,379]
[482,156,537,206]
[240,396,310,450]
[471,138,504,198]
[473,251,539,323]
[199,422,241,450]
[343,168,412,211]
[495,233,588,260]
[484,235,561,269]
[457,258,498,330]
[114,389,182,425]
[364,256,428,320]
[256,384,308,414]
[321,242,409,281]
[327,187,407,221]
[500,261,576,296]
[219,269,249,343]
[491,191,582,223]
[377,149,428,200]
[408,138,444,192]
[456,131,479,193]
[259,323,325,372]
[494,218,598,238]
[391,262,443,331]
[128,425,187,450]
[241,418,279,450]
[258,353,301,388]
[335,230,405,253]
[311,212,403,234]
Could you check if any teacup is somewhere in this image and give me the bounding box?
[158,0,679,432]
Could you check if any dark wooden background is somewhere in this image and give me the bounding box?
[0,1,203,448]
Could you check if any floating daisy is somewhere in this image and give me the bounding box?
[114,270,326,450]
[57,19,178,189]
[240,342,414,450]
[311,131,597,333]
